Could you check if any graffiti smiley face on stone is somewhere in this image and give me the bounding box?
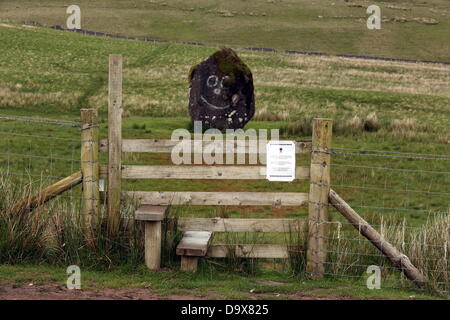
[188,48,255,130]
[200,74,233,111]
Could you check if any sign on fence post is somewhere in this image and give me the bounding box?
[80,108,99,247]
[266,141,296,182]
[307,118,333,278]
[107,54,123,238]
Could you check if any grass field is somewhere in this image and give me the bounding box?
[1,0,450,62]
[0,21,449,299]
[0,264,445,300]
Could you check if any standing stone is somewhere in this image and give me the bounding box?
[188,48,255,130]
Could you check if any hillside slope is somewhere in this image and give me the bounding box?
[1,0,450,62]
[1,23,449,130]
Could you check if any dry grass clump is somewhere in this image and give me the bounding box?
[254,106,290,121]
[0,174,52,263]
[345,115,364,131]
[0,172,145,268]
[281,111,447,144]
[390,118,427,132]
[364,112,381,132]
[279,112,444,142]
[281,117,313,137]
[281,113,382,138]
[389,118,431,139]
[333,112,381,136]
[436,135,449,145]
[334,115,365,136]
[0,87,77,111]
[408,216,449,293]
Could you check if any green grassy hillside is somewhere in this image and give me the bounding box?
[0,23,449,298]
[1,0,450,61]
[0,22,448,206]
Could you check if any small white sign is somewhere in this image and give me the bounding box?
[266,141,296,182]
[99,179,105,192]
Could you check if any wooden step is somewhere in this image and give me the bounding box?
[177,231,214,272]
[176,231,214,256]
[134,205,167,221]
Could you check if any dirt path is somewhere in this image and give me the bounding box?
[0,283,351,300]
[0,283,203,300]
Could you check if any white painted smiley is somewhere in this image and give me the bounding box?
[200,75,231,110]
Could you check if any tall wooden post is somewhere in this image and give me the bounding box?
[107,54,123,238]
[307,118,333,278]
[81,109,99,246]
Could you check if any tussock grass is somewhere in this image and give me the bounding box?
[214,231,263,275]
[389,118,430,139]
[254,106,290,122]
[284,225,307,276]
[49,199,144,269]
[0,172,144,269]
[363,112,381,132]
[280,112,444,142]
[281,113,381,138]
[326,213,450,294]
[280,117,313,137]
[0,174,50,263]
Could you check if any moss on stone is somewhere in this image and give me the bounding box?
[212,48,252,86]
[188,48,252,85]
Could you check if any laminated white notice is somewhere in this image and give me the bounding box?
[266,141,296,182]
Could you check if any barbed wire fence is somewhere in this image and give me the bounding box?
[0,114,86,211]
[320,147,450,294]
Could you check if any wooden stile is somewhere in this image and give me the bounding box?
[107,54,123,238]
[307,118,333,278]
[97,67,336,276]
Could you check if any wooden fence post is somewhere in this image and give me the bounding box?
[81,109,99,245]
[307,118,333,278]
[107,54,123,238]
